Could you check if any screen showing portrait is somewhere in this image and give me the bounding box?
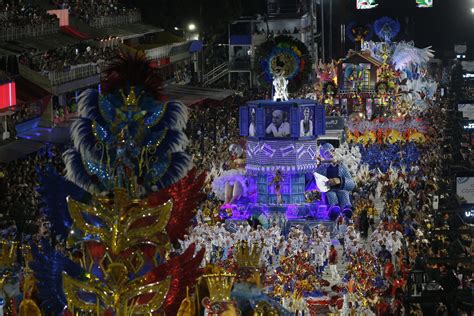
[265,108,291,138]
[248,107,257,137]
[299,106,314,137]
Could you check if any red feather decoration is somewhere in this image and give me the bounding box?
[148,168,207,243]
[139,168,206,314]
[143,243,205,315]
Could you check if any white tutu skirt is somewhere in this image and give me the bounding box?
[211,169,248,202]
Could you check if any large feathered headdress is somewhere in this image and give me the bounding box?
[374,17,400,42]
[63,53,191,195]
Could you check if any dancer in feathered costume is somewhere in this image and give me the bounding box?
[31,53,205,315]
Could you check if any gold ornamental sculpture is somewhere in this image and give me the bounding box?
[28,55,206,316]
[201,272,240,316]
[234,242,263,287]
[63,186,174,315]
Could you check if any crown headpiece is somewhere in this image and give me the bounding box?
[234,242,263,268]
[202,272,236,302]
[119,86,143,108]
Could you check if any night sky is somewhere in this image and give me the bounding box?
[132,0,474,58]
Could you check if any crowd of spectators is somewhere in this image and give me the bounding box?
[51,0,139,23]
[18,44,118,75]
[349,82,472,314]
[187,99,240,172]
[0,54,471,314]
[0,0,58,30]
[0,144,65,242]
[10,102,42,126]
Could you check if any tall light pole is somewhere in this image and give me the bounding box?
[321,0,325,62]
[309,0,316,63]
[329,0,333,61]
[199,3,204,83]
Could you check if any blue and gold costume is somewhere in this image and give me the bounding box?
[316,143,355,209]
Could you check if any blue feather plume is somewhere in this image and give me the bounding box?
[63,149,102,193]
[374,16,400,42]
[36,165,90,239]
[65,80,191,194]
[29,240,86,315]
[77,89,100,121]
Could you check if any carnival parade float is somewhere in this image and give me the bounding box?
[0,12,446,316]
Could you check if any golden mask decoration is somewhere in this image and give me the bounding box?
[63,264,170,315]
[66,187,172,254]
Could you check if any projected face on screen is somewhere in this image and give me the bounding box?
[265,109,290,138]
[300,107,313,137]
[249,108,256,137]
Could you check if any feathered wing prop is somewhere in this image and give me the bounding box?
[148,168,207,243]
[392,42,434,74]
[36,165,91,239]
[144,244,205,315]
[29,240,86,315]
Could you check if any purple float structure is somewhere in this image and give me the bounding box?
[224,98,329,223]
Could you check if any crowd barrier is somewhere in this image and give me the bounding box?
[0,23,59,41]
[46,61,107,86]
[89,11,141,28]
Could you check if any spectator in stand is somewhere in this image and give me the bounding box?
[51,0,139,23]
[18,44,119,75]
[0,0,58,31]
[0,144,66,241]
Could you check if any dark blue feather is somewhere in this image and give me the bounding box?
[153,101,188,132]
[77,89,100,121]
[29,240,86,315]
[63,149,101,193]
[145,130,189,157]
[92,121,111,143]
[70,118,105,162]
[150,152,191,190]
[36,165,90,239]
[144,105,165,127]
[374,16,400,42]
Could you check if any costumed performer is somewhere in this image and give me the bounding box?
[315,143,355,213]
[211,144,254,209]
[271,169,283,206]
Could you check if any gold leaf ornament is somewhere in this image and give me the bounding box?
[66,190,172,254]
[63,266,171,315]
